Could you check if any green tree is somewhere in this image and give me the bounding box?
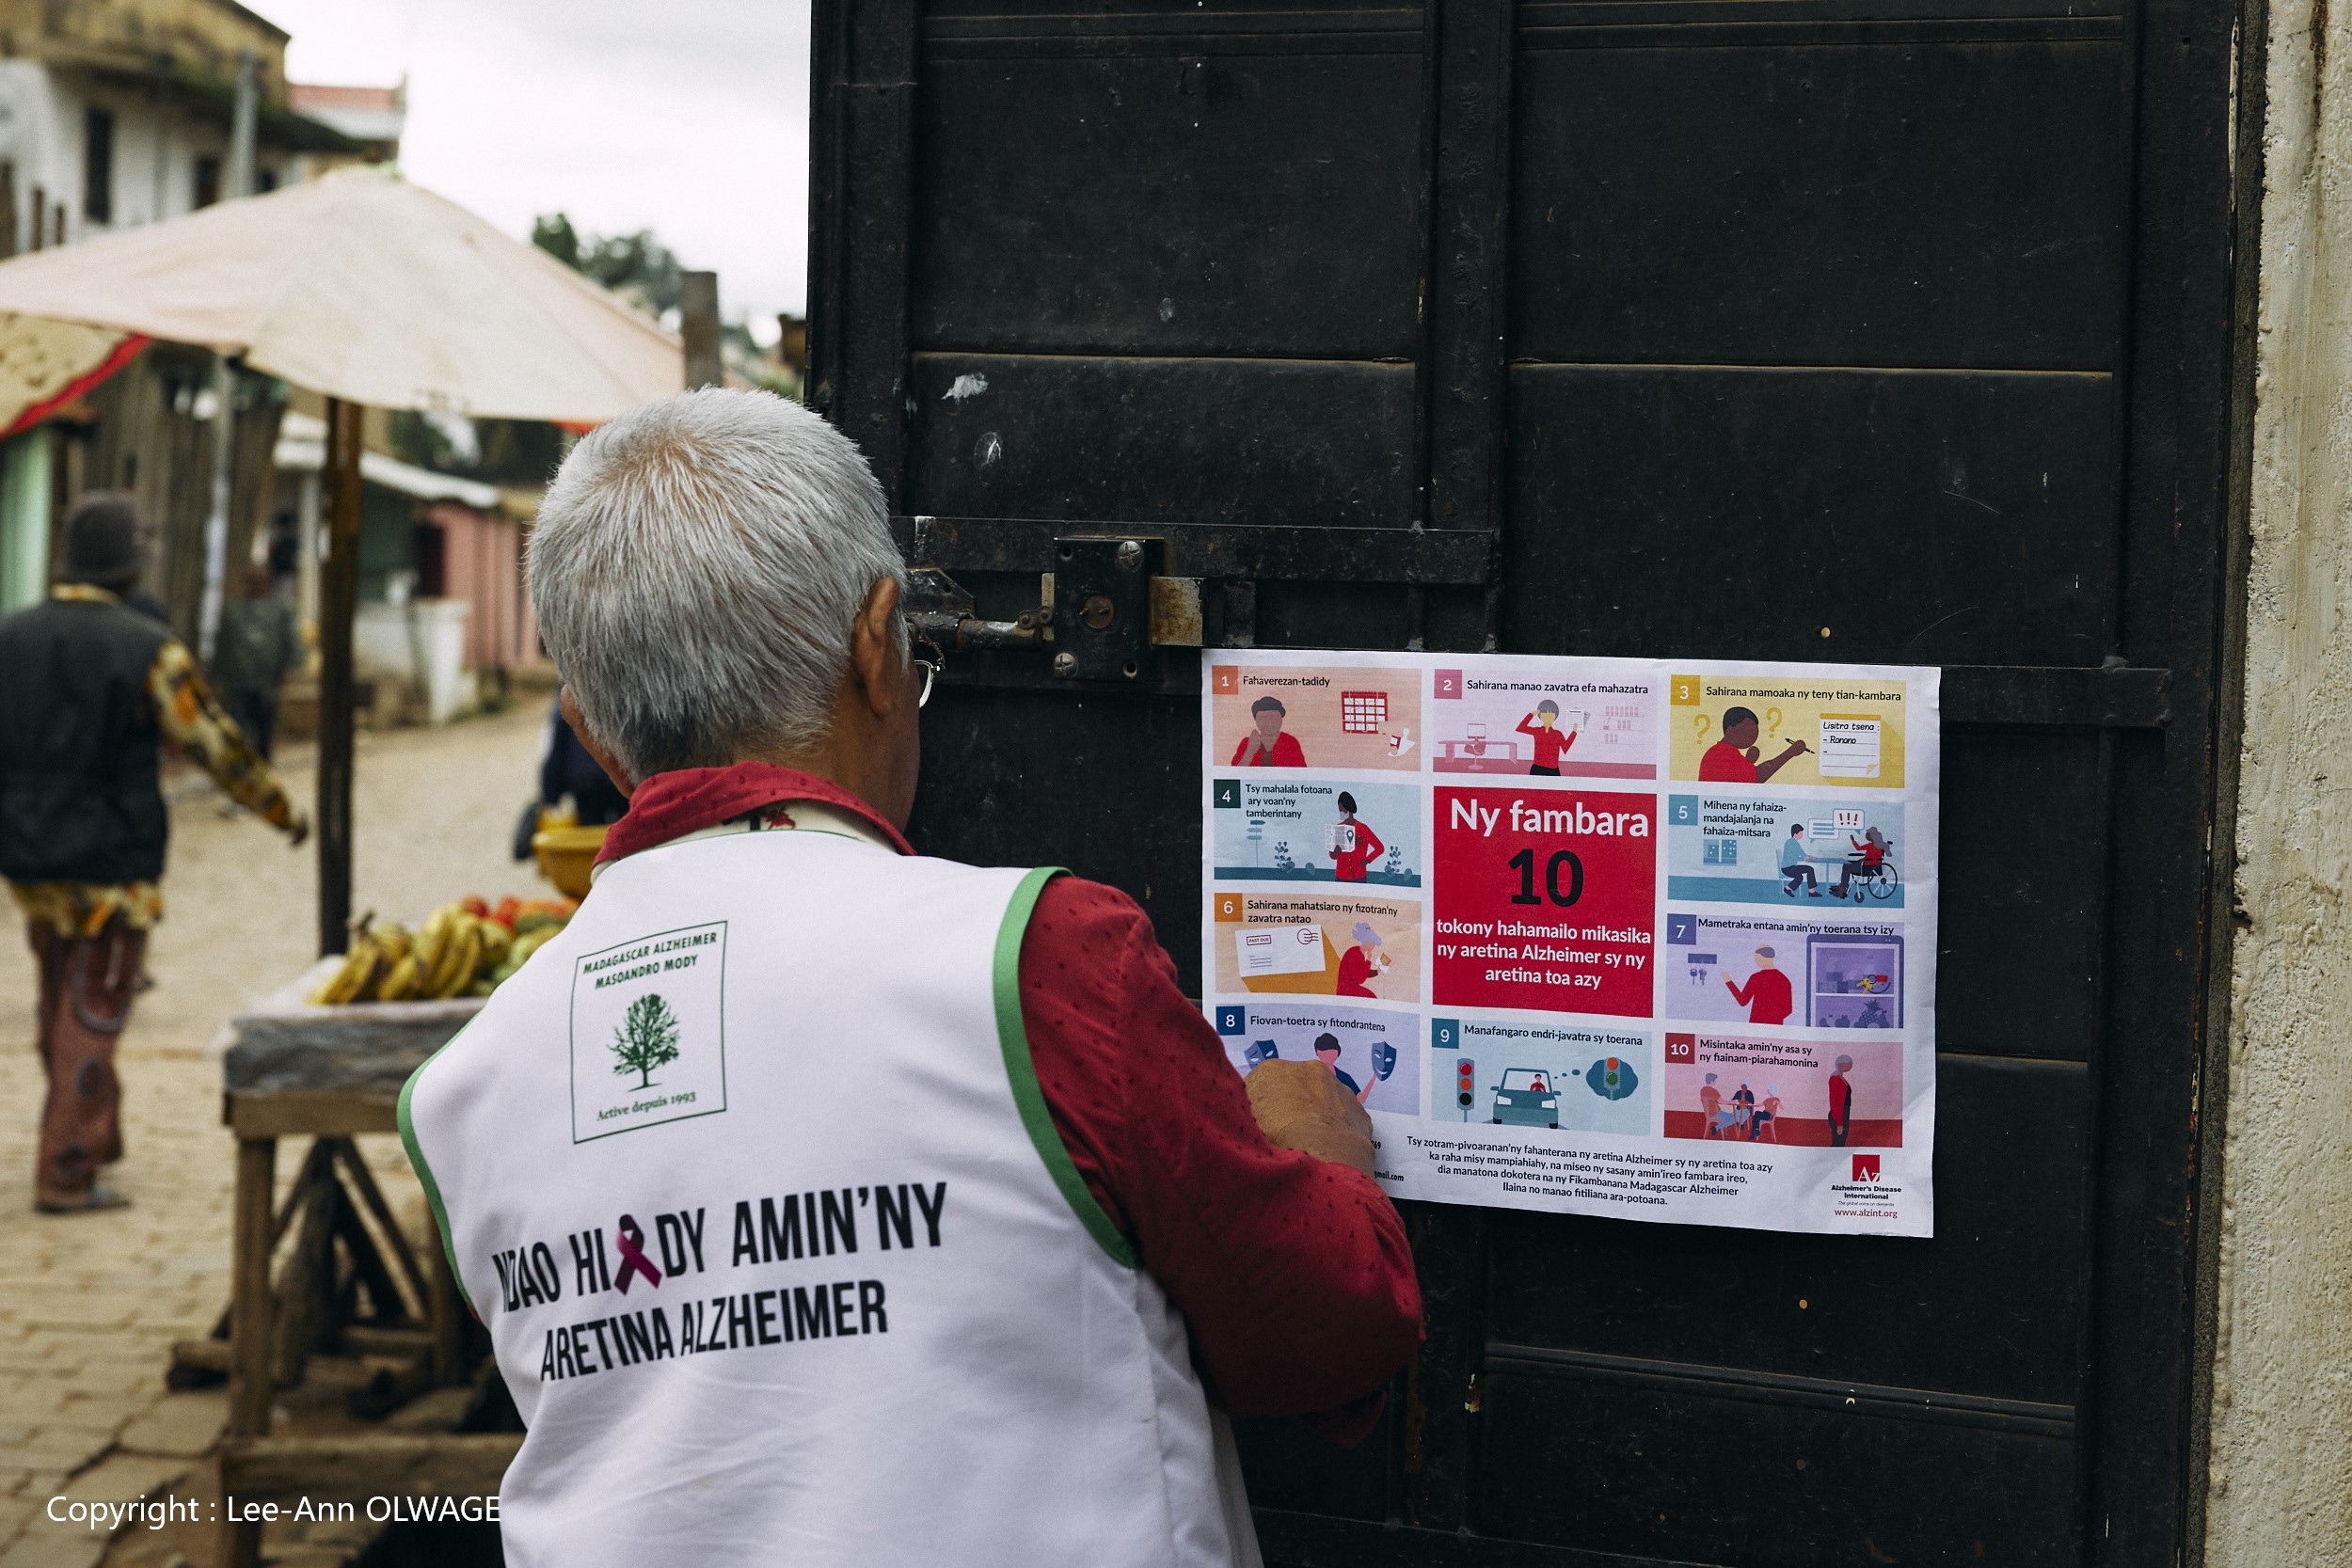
[532,211,684,315]
[530,212,585,271]
[611,993,682,1090]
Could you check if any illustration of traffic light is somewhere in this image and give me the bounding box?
[1456,1056,1476,1115]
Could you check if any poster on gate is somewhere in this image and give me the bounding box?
[1200,652,1940,1237]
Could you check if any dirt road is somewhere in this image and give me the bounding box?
[0,702,558,1564]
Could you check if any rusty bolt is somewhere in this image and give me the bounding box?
[1053,651,1077,677]
[1081,594,1116,630]
[1117,539,1143,571]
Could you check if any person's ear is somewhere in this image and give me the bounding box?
[848,575,905,720]
[561,686,640,797]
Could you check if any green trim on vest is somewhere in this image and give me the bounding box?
[397,1035,475,1314]
[993,865,1139,1269]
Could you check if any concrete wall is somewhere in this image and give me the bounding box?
[2202,0,2352,1558]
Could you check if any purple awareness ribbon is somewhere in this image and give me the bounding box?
[614,1213,662,1292]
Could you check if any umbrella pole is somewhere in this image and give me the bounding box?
[317,398,362,958]
[196,354,236,661]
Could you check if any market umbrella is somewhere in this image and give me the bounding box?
[0,166,678,420]
[0,166,684,953]
[0,315,147,436]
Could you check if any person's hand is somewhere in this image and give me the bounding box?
[285,811,310,848]
[1246,1059,1375,1177]
[1783,738,1811,756]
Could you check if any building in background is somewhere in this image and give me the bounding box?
[0,0,376,251]
[273,410,540,728]
[0,0,409,626]
[285,81,405,176]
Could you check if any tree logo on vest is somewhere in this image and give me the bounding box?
[612,995,682,1088]
[570,921,729,1142]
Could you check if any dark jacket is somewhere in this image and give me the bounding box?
[538,693,630,827]
[0,594,172,883]
[211,594,301,696]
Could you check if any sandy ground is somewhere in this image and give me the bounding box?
[0,702,557,1565]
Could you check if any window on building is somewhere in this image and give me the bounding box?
[83,108,112,224]
[193,154,220,210]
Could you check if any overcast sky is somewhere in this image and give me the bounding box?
[251,0,813,339]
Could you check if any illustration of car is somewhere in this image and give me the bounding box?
[1492,1068,1561,1128]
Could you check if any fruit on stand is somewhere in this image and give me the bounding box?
[306,895,577,1006]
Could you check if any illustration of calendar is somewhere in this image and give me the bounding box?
[1341,690,1389,734]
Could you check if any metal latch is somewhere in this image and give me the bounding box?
[901,566,1052,651]
[902,532,1204,684]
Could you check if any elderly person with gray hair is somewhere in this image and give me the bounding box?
[398,390,1420,1568]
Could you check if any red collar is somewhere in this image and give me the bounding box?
[593,763,914,868]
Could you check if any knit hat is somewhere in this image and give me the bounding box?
[59,494,143,587]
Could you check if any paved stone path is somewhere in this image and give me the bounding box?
[0,702,557,1567]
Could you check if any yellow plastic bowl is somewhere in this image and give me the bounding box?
[532,825,609,899]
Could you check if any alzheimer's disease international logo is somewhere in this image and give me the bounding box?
[1851,1154,1882,1182]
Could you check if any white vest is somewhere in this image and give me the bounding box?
[401,823,1261,1568]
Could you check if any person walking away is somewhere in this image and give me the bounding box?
[0,496,308,1212]
[401,390,1420,1567]
[211,562,304,761]
[1827,1054,1855,1146]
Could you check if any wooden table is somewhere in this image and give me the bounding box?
[216,963,516,1566]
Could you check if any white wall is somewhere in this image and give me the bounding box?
[2202,0,2352,1559]
[0,60,238,247]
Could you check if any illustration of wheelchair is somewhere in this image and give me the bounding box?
[1841,857,1900,902]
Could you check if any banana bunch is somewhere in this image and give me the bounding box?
[309,913,391,1005]
[306,894,576,1006]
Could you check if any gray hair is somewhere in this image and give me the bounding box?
[529,388,904,779]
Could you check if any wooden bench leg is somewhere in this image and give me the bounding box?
[223,1134,276,1568]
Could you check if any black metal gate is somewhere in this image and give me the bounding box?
[806,1,2245,1560]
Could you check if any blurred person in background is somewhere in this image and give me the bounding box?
[0,495,308,1214]
[212,562,304,761]
[512,688,633,859]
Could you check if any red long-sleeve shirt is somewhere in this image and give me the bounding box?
[1329,818,1386,881]
[596,764,1423,1442]
[1725,966,1794,1025]
[1515,715,1576,769]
